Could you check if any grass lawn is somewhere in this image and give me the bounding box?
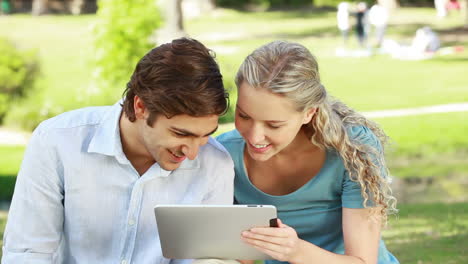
[0,146,24,201]
[379,112,468,178]
[1,202,466,262]
[0,211,6,259]
[188,8,468,111]
[383,202,468,264]
[0,8,467,129]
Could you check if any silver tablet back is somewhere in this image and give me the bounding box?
[154,205,277,260]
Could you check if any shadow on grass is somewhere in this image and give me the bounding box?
[387,22,428,38]
[0,175,16,202]
[252,25,338,40]
[430,56,468,63]
[233,7,334,20]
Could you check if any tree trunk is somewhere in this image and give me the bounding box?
[32,0,49,15]
[153,0,186,44]
[183,0,215,18]
[69,0,84,15]
[167,0,185,34]
[465,0,468,27]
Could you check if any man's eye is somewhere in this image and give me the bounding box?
[173,131,188,137]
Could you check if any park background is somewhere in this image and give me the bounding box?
[0,0,467,263]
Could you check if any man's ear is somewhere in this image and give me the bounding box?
[134,95,147,120]
[302,108,317,124]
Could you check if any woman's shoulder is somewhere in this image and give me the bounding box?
[216,129,245,152]
[346,125,381,149]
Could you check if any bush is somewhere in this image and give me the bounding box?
[92,0,162,105]
[0,38,39,124]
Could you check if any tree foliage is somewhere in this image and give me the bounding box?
[0,38,39,123]
[92,0,161,104]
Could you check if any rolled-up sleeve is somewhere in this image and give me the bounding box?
[2,124,64,263]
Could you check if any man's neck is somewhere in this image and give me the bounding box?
[119,113,155,175]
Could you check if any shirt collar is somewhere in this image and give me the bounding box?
[87,102,126,162]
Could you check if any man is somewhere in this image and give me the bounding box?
[2,38,234,264]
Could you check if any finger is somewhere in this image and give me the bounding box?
[249,227,289,237]
[241,235,285,253]
[277,218,288,228]
[241,230,286,246]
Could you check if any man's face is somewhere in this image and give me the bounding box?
[137,111,219,171]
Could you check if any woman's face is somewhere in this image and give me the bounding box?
[235,82,314,161]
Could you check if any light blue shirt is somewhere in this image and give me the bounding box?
[217,127,399,264]
[2,102,234,264]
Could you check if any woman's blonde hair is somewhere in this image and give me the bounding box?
[236,40,397,224]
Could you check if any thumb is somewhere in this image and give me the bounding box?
[277,218,288,228]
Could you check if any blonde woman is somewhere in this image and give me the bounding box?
[217,41,399,264]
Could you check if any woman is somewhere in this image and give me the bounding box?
[217,41,399,263]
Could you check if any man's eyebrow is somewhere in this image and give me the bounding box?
[170,126,218,137]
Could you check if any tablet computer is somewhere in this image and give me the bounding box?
[154,204,277,260]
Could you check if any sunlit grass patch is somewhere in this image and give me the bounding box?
[383,202,468,264]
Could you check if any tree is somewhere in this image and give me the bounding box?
[465,0,468,27]
[70,0,84,15]
[31,0,48,15]
[92,0,161,104]
[153,0,186,44]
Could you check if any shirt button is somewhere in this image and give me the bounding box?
[128,219,135,226]
[121,260,127,264]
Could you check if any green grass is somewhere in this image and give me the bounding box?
[383,202,468,264]
[379,112,468,178]
[0,15,97,129]
[186,7,468,111]
[0,146,25,176]
[0,8,467,129]
[0,146,24,201]
[0,211,6,259]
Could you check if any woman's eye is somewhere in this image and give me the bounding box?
[268,124,281,129]
[238,113,250,120]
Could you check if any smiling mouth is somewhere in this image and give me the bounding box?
[248,142,271,153]
[252,143,269,148]
[168,150,186,162]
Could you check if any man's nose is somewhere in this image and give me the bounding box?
[182,138,207,160]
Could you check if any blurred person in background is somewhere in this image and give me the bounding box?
[354,2,369,48]
[337,2,351,48]
[369,1,389,48]
[435,0,448,18]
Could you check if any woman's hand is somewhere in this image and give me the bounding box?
[241,219,304,263]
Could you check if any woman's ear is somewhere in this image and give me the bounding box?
[134,95,148,120]
[302,108,317,124]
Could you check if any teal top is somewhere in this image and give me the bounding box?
[217,126,399,264]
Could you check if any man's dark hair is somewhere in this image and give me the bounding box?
[122,38,228,126]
